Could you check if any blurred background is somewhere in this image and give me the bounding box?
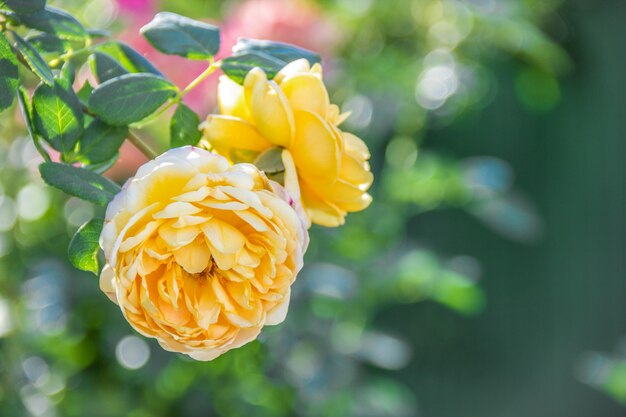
[1,0,625,416]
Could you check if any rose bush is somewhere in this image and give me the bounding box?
[99,146,308,360]
[201,59,374,227]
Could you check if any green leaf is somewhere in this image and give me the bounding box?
[120,42,163,74]
[96,42,162,76]
[26,33,79,55]
[11,31,54,85]
[233,38,321,67]
[58,59,75,89]
[221,38,324,83]
[0,31,19,112]
[18,6,88,42]
[221,51,285,84]
[254,147,285,175]
[39,162,120,205]
[86,153,119,175]
[87,29,110,40]
[68,217,103,274]
[76,80,93,107]
[74,119,128,164]
[1,0,45,15]
[17,86,51,161]
[16,87,35,139]
[32,81,84,153]
[140,12,220,60]
[432,271,486,315]
[89,52,127,83]
[89,73,177,126]
[170,103,201,148]
[0,9,20,25]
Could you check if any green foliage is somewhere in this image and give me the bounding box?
[58,59,74,88]
[89,51,128,83]
[254,147,285,176]
[222,39,321,84]
[10,31,54,85]
[17,6,87,42]
[26,32,79,54]
[88,73,178,125]
[233,38,321,67]
[170,103,201,147]
[16,86,50,161]
[96,41,163,76]
[0,31,18,111]
[515,68,561,112]
[141,12,220,59]
[0,1,579,416]
[68,217,104,274]
[1,0,45,15]
[391,250,485,315]
[39,162,120,205]
[221,52,286,84]
[75,80,93,106]
[73,119,128,164]
[32,80,84,153]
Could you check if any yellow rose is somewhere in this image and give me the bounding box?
[99,147,308,361]
[201,59,374,227]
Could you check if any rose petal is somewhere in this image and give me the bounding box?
[201,115,272,158]
[174,240,212,274]
[244,68,295,147]
[280,73,329,117]
[290,110,340,184]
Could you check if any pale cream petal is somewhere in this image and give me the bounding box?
[265,291,291,325]
[173,240,211,274]
[99,264,118,304]
[174,186,210,202]
[188,348,224,361]
[234,210,270,232]
[201,218,246,254]
[198,200,249,211]
[220,186,273,217]
[158,224,201,248]
[153,202,202,219]
[171,215,211,228]
[108,202,159,265]
[118,220,160,253]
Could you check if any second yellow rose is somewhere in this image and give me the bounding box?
[201,59,374,227]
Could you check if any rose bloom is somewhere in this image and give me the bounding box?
[99,147,308,360]
[201,60,374,227]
